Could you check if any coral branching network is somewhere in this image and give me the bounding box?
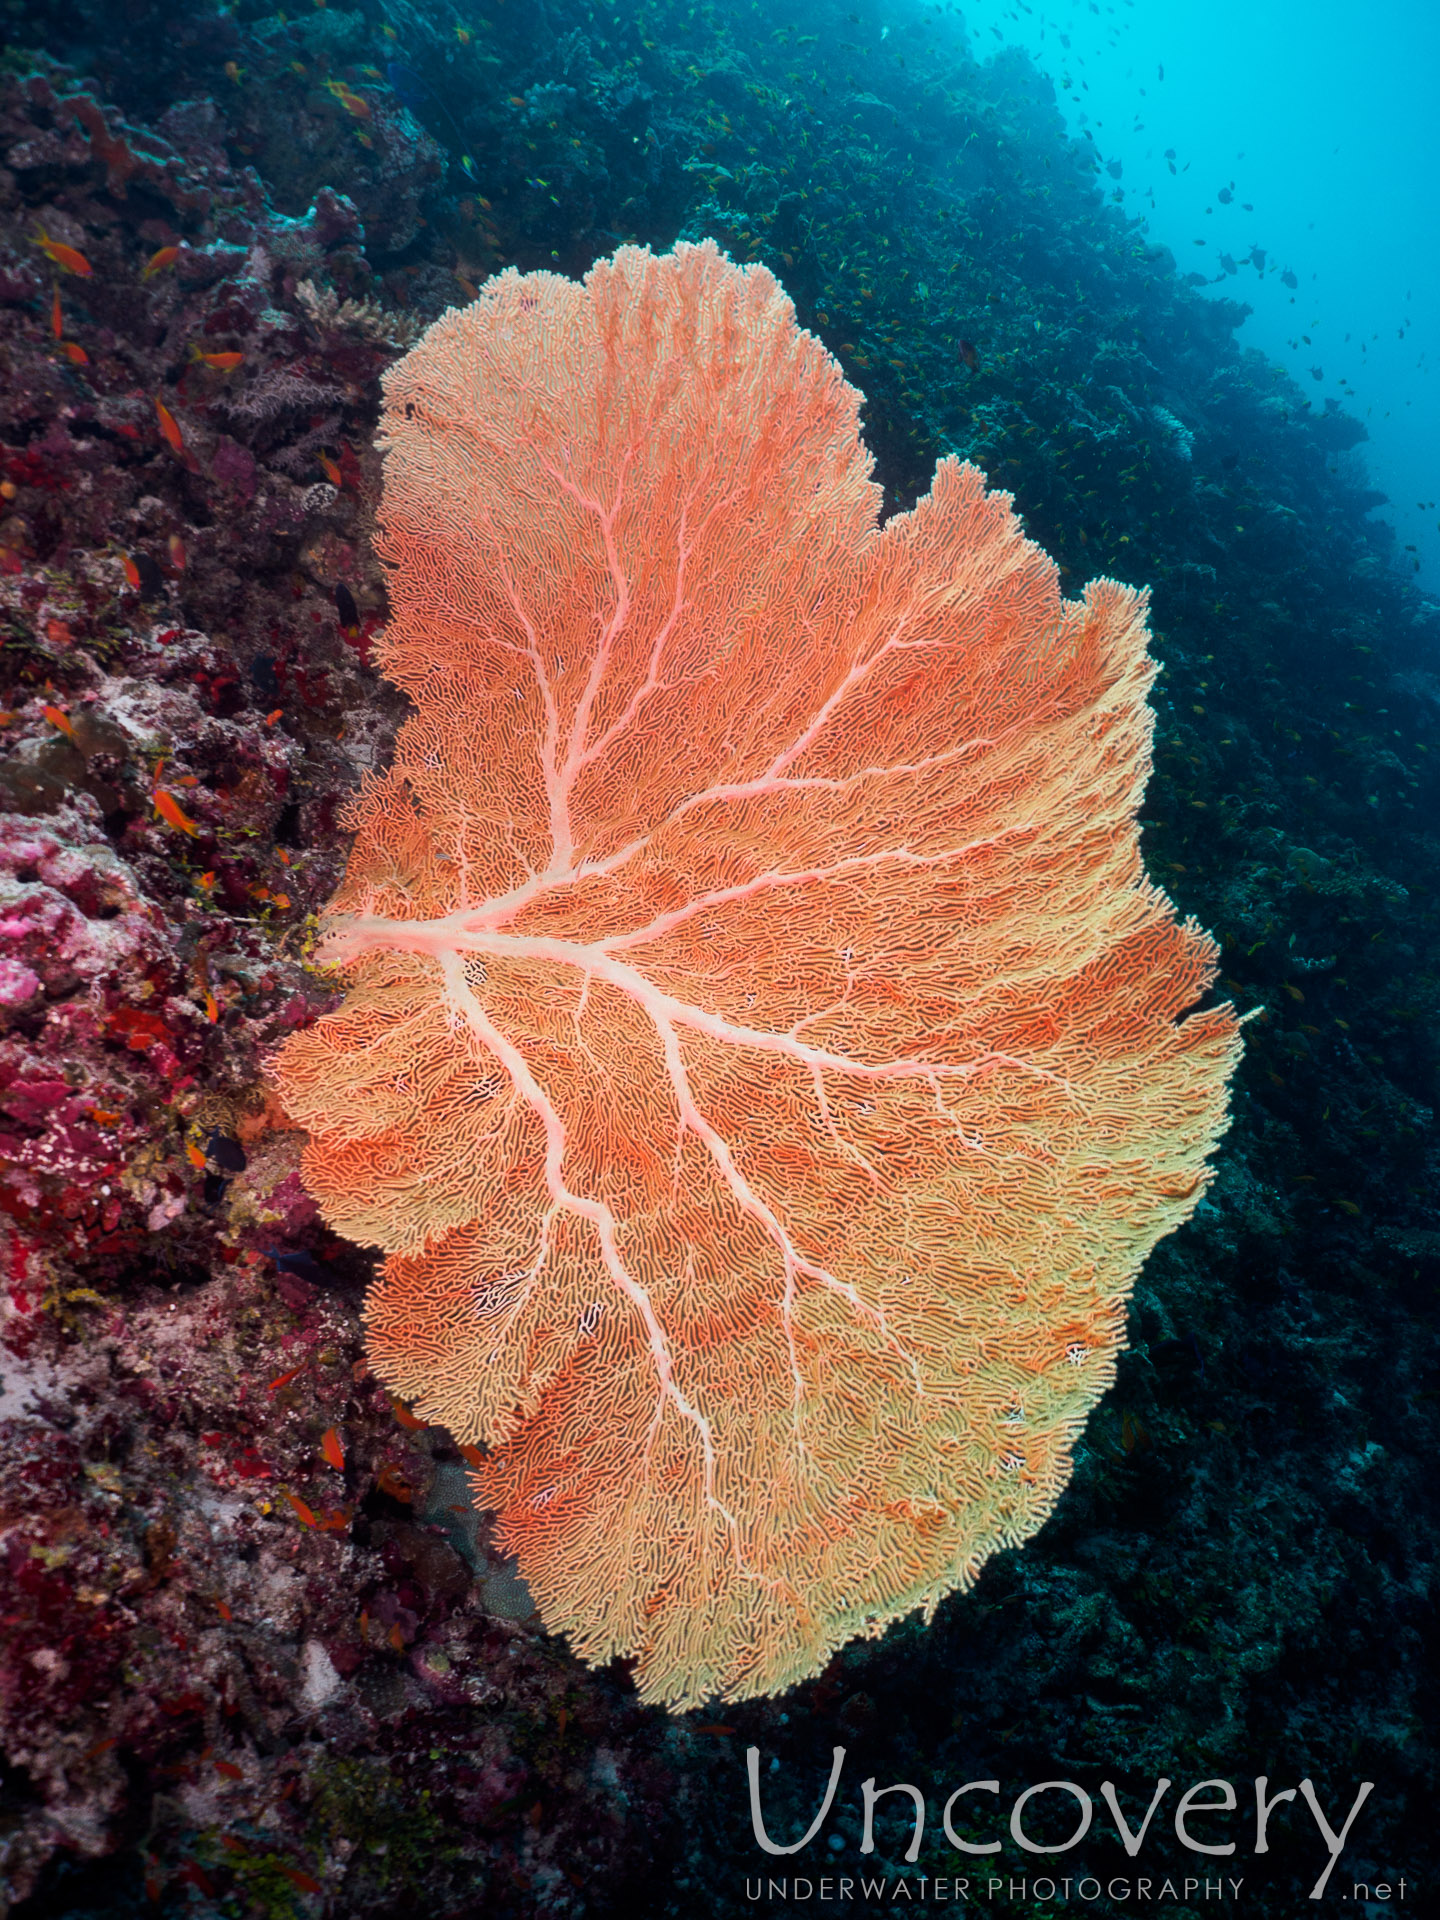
[269,240,1241,1709]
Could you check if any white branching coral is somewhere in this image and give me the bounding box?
[294,278,425,350]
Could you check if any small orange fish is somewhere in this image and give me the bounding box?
[153,788,199,836]
[220,1835,247,1854]
[376,1463,413,1502]
[286,1491,319,1528]
[214,1759,244,1781]
[185,1141,207,1170]
[265,708,283,725]
[317,1506,351,1531]
[204,991,219,1022]
[60,341,89,364]
[34,228,93,276]
[457,1443,485,1468]
[223,60,245,84]
[196,871,216,892]
[121,555,141,588]
[268,1363,307,1392]
[215,1598,233,1620]
[321,1427,345,1471]
[42,704,76,740]
[283,1868,322,1894]
[190,347,244,371]
[318,452,342,487]
[90,1108,121,1125]
[391,1399,426,1431]
[1121,1412,1147,1454]
[84,1736,117,1760]
[142,245,180,279]
[167,533,186,570]
[271,891,291,910]
[50,284,62,338]
[388,1622,406,1652]
[324,78,371,119]
[154,394,185,455]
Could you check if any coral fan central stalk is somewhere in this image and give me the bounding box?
[269,240,1240,1710]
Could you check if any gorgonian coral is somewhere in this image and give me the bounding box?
[268,241,1240,1708]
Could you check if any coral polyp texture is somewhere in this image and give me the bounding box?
[267,239,1241,1709]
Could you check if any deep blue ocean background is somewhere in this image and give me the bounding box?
[940,0,1440,593]
[0,1,1435,1916]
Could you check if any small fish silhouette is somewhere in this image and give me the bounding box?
[153,789,200,836]
[154,395,186,454]
[205,1130,247,1172]
[34,228,92,276]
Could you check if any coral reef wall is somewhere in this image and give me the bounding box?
[0,1,1436,1914]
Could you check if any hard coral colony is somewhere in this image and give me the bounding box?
[269,241,1241,1710]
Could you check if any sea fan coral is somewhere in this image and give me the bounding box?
[268,240,1240,1709]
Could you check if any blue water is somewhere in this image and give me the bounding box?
[951,0,1440,589]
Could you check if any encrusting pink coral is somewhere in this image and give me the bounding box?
[267,240,1241,1709]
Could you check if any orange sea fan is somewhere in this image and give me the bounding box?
[266,239,1240,1709]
